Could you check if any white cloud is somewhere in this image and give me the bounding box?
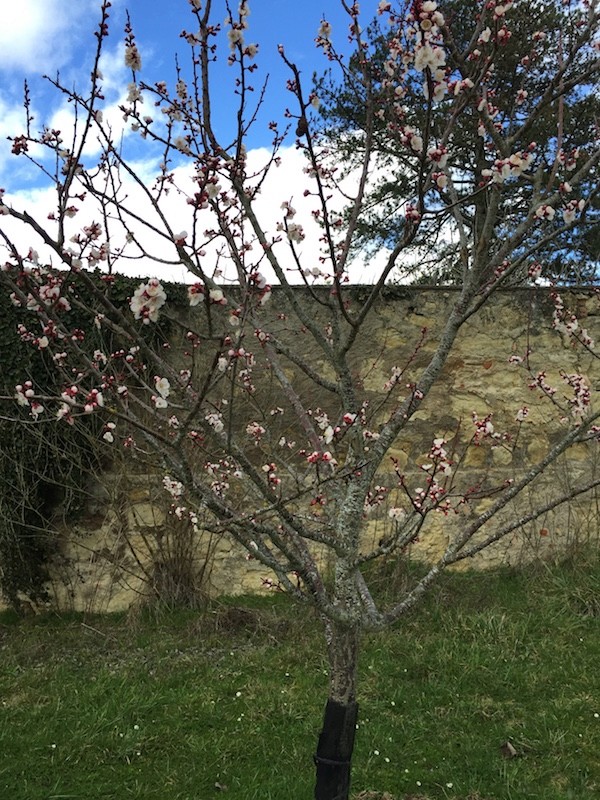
[0,0,100,73]
[1,143,391,285]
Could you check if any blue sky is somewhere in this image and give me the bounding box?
[0,1,360,186]
[0,1,386,282]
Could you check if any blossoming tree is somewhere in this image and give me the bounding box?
[1,1,599,798]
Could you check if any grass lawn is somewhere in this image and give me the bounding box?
[0,557,599,800]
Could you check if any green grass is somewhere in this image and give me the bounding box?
[0,559,599,800]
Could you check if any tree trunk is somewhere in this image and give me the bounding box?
[313,623,360,800]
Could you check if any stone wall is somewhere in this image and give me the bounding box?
[11,288,600,612]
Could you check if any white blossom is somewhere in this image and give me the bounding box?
[130,279,167,323]
[155,377,171,398]
[124,45,142,71]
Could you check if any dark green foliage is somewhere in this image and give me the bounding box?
[0,285,99,607]
[0,272,182,608]
[314,0,599,285]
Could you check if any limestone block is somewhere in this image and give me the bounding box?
[491,446,514,466]
[128,488,151,502]
[462,444,490,468]
[526,436,550,464]
[128,503,165,528]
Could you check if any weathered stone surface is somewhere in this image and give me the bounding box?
[2,289,596,613]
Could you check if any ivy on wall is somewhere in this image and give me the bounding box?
[0,271,185,610]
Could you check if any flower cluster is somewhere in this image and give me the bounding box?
[305,450,337,467]
[562,199,585,226]
[312,409,335,445]
[205,411,225,434]
[130,279,167,323]
[410,1,447,100]
[102,422,117,443]
[261,462,281,488]
[471,412,499,444]
[125,44,142,71]
[552,293,595,348]
[163,475,184,499]
[10,269,72,315]
[246,421,266,442]
[225,2,256,61]
[153,376,171,408]
[409,437,454,510]
[248,271,271,305]
[187,283,227,306]
[481,147,535,184]
[528,371,557,398]
[364,485,389,515]
[535,204,555,221]
[83,388,104,414]
[562,372,591,421]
